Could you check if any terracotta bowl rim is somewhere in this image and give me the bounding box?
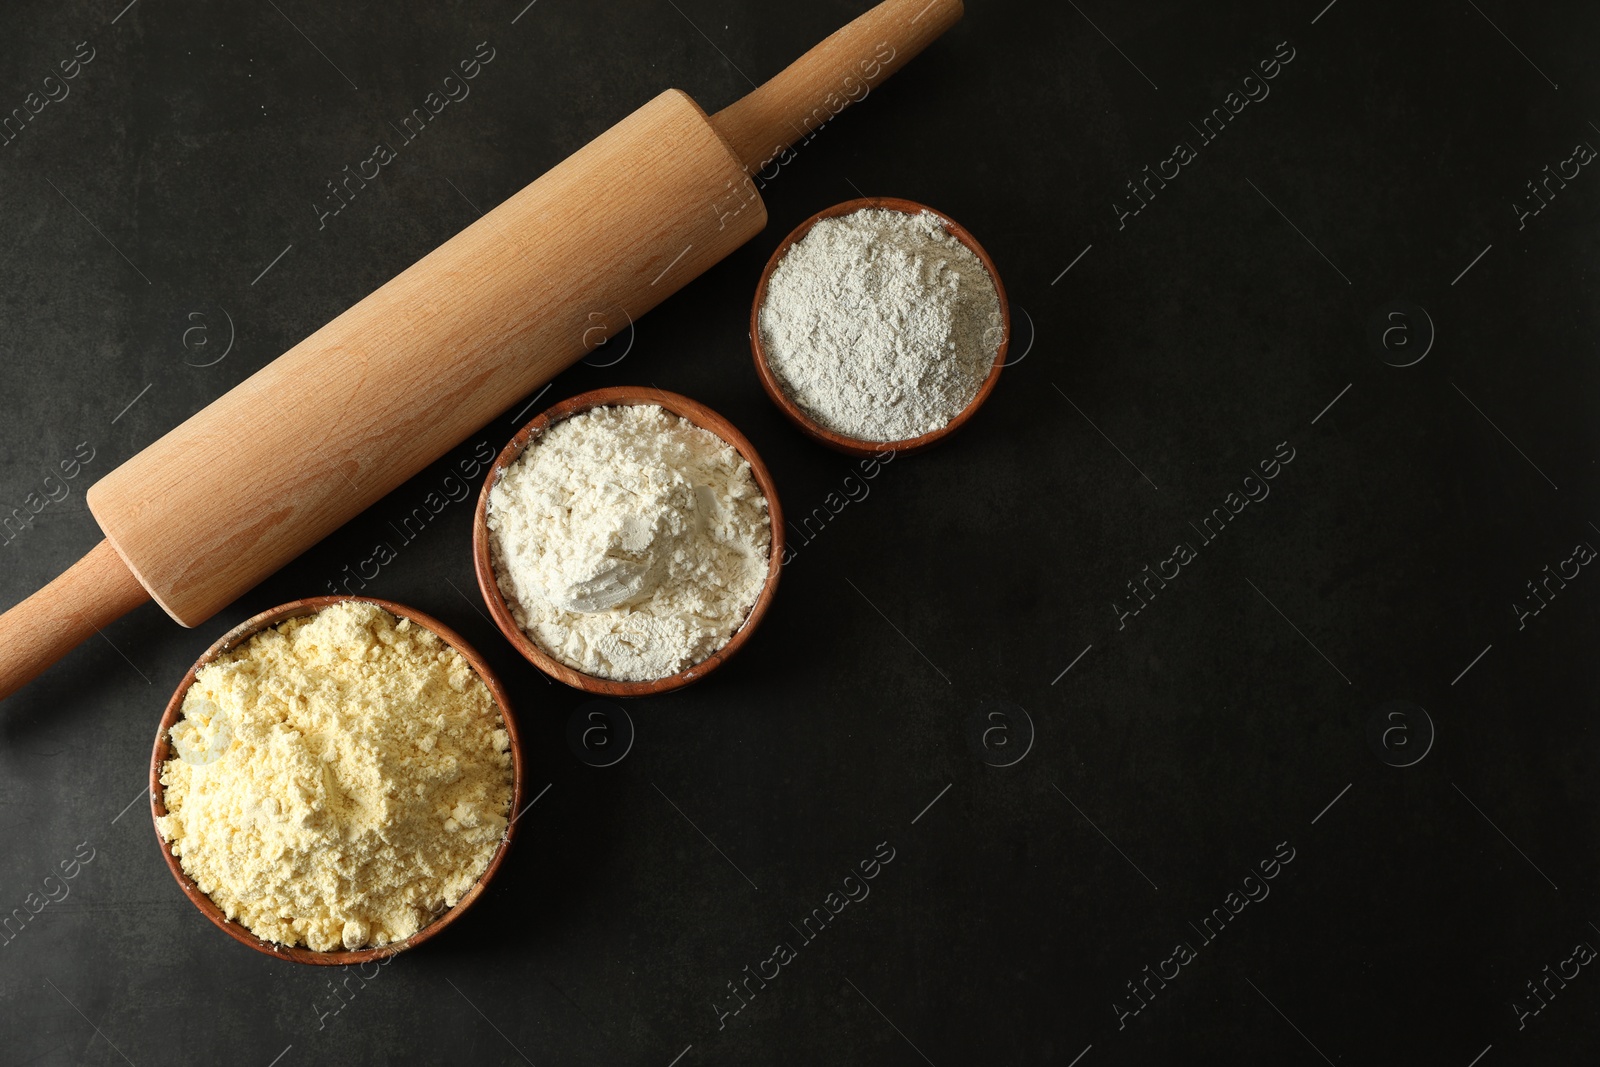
[472,385,784,697]
[748,195,1011,458]
[149,595,524,966]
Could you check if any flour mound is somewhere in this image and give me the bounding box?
[155,602,513,952]
[759,207,1003,442]
[486,404,771,682]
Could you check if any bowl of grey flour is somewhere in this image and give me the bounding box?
[475,387,782,696]
[752,197,1009,455]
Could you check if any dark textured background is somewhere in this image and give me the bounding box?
[2,0,1598,1063]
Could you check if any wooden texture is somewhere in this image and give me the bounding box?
[711,0,965,172]
[0,539,150,701]
[149,596,523,965]
[0,0,963,700]
[89,89,763,626]
[750,197,1010,456]
[472,387,785,698]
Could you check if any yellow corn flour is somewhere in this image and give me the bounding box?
[155,601,513,951]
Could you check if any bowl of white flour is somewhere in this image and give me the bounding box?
[752,198,1009,455]
[474,387,782,695]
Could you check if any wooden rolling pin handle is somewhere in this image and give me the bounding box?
[711,0,964,173]
[0,539,151,701]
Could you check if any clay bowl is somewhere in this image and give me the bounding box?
[473,386,784,697]
[750,196,1011,458]
[149,596,524,966]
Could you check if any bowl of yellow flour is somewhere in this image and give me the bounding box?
[150,597,521,964]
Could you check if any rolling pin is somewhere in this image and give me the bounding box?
[0,0,964,701]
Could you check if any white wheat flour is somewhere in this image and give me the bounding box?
[155,601,513,952]
[758,207,1003,442]
[486,404,771,682]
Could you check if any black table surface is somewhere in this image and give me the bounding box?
[3,1,1598,1063]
